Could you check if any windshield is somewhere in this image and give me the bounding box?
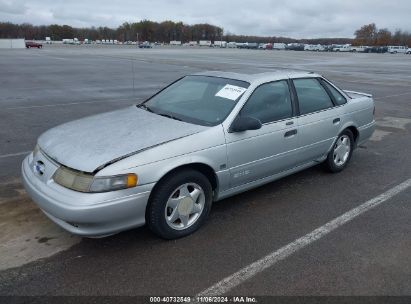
[141,76,250,126]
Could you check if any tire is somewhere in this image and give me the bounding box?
[147,169,213,239]
[324,129,354,173]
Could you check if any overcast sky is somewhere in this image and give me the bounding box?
[1,0,410,38]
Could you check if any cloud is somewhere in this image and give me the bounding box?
[0,0,27,15]
[0,0,410,38]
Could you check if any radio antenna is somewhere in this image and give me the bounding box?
[132,57,136,98]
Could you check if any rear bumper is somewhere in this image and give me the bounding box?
[22,155,154,237]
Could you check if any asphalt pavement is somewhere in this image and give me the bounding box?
[0,45,410,302]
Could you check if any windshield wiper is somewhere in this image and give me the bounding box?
[156,113,183,121]
[137,104,154,113]
[138,104,182,121]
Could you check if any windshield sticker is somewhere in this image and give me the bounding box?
[215,85,247,101]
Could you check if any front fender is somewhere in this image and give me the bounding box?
[128,144,227,186]
[97,126,227,188]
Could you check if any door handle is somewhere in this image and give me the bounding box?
[333,118,341,124]
[285,121,294,126]
[284,129,297,138]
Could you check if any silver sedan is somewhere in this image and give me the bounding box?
[22,71,375,239]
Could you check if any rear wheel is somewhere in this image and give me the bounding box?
[147,169,213,239]
[325,129,354,173]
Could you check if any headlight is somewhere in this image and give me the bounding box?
[53,166,137,193]
[90,174,138,192]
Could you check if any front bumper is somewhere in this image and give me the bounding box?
[21,154,154,237]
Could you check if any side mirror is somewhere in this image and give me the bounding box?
[229,116,262,133]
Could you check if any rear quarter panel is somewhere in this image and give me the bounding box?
[339,95,375,145]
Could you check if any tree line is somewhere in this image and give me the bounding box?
[0,20,354,45]
[353,23,411,46]
[0,21,223,42]
[0,20,409,46]
[0,20,353,44]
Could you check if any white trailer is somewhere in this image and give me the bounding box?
[199,40,212,47]
[0,39,25,49]
[213,41,227,48]
[272,43,286,50]
[170,40,182,46]
[62,39,74,44]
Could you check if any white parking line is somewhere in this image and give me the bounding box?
[197,178,411,296]
[0,151,31,159]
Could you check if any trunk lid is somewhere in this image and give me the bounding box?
[344,90,372,99]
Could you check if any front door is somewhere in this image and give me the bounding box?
[225,80,299,188]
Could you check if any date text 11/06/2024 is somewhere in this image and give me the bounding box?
[149,296,258,303]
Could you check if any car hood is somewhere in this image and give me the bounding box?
[38,106,207,173]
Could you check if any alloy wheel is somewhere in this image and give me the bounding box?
[164,183,205,230]
[333,135,351,166]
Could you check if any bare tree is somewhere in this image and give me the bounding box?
[354,23,377,45]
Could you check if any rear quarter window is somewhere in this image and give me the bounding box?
[322,81,347,105]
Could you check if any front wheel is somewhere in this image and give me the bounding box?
[325,129,354,173]
[147,169,213,239]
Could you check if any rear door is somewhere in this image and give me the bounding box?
[225,80,299,188]
[292,78,342,164]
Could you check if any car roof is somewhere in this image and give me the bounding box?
[190,70,321,84]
